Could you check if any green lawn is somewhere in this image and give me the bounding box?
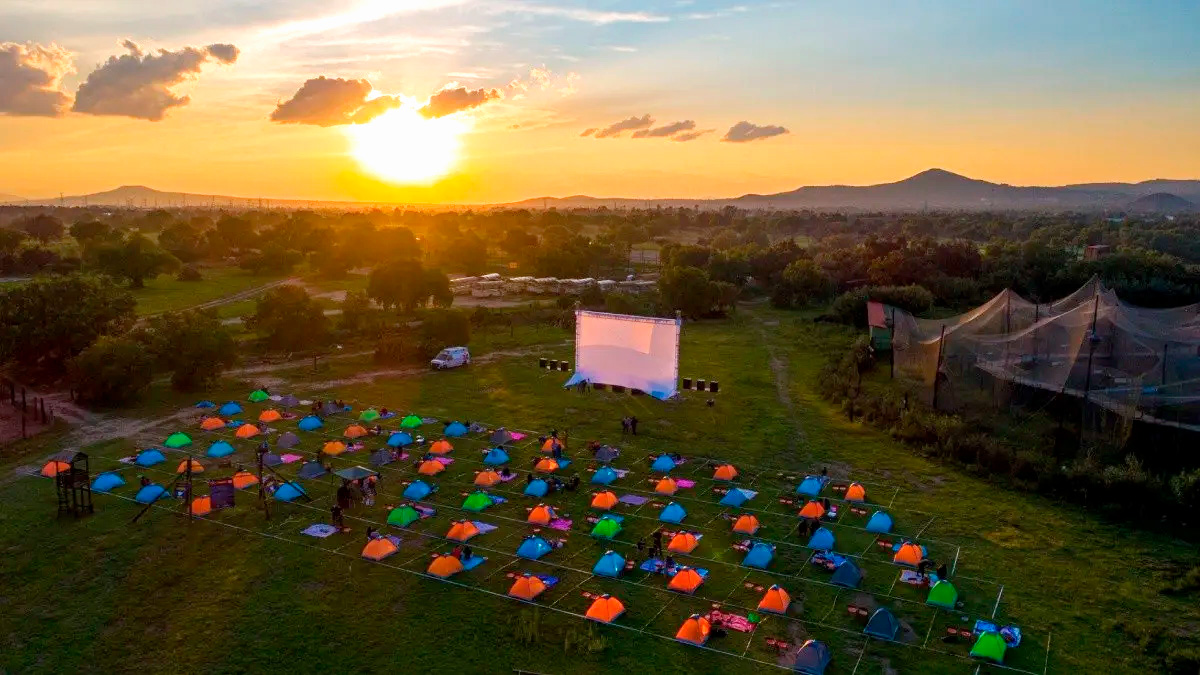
[131,267,290,316]
[1,310,1196,673]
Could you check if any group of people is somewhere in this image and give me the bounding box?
[620,416,640,435]
[525,471,580,493]
[331,475,379,531]
[635,528,673,564]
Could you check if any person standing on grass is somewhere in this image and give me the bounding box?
[336,480,352,512]
[630,416,639,435]
[621,417,630,434]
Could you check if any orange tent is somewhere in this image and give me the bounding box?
[528,504,556,525]
[344,424,368,439]
[189,496,212,516]
[474,470,502,487]
[177,459,204,474]
[427,554,464,578]
[585,594,625,623]
[894,542,924,566]
[235,424,259,439]
[446,520,480,541]
[655,477,678,495]
[667,532,700,554]
[429,439,454,455]
[667,568,704,593]
[732,514,760,534]
[541,437,564,452]
[757,584,791,614]
[535,458,559,472]
[258,409,282,423]
[713,464,738,481]
[591,491,619,510]
[362,537,398,561]
[232,471,258,489]
[418,459,445,475]
[323,441,348,456]
[200,417,226,431]
[845,482,867,502]
[508,574,547,600]
[675,614,711,645]
[798,500,826,519]
[39,460,71,477]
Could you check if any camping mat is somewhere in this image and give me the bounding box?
[302,524,338,538]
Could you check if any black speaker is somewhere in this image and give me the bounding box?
[709,381,719,393]
[559,361,570,371]
[612,385,626,393]
[548,359,558,370]
[631,389,644,396]
[696,379,706,391]
[593,383,606,391]
[538,358,547,369]
[682,377,692,390]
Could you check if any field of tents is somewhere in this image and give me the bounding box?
[3,313,1198,673]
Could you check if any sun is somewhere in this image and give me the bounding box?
[346,106,464,184]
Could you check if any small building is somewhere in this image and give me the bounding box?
[1083,244,1111,261]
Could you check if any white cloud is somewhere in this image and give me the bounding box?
[722,120,788,142]
[0,41,74,117]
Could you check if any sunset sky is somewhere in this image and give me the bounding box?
[2,0,1198,203]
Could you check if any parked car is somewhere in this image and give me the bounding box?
[431,346,471,370]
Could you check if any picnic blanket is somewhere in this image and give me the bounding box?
[435,457,454,465]
[811,551,847,569]
[533,574,560,587]
[499,473,518,483]
[639,559,710,578]
[510,432,527,440]
[619,494,649,506]
[490,495,508,506]
[384,534,402,547]
[301,524,339,538]
[675,479,696,489]
[380,412,396,419]
[414,505,436,518]
[706,610,756,633]
[471,521,499,535]
[548,518,573,531]
[280,453,303,464]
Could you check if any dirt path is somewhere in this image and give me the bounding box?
[752,312,806,450]
[142,276,302,318]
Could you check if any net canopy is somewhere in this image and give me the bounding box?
[892,277,1200,427]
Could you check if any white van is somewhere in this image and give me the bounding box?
[431,346,471,370]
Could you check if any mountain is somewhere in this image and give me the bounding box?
[1126,192,1195,214]
[0,193,24,204]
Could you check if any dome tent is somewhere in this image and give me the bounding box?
[474,470,501,487]
[369,449,393,467]
[444,421,468,437]
[427,554,464,578]
[135,484,166,504]
[667,532,700,554]
[446,520,480,541]
[793,640,832,675]
[845,482,867,502]
[757,584,791,614]
[508,573,547,601]
[298,462,327,479]
[488,428,514,445]
[654,477,677,495]
[258,409,282,423]
[429,439,453,455]
[298,415,323,431]
[590,491,619,510]
[651,454,675,473]
[200,417,226,431]
[276,431,300,448]
[798,500,826,519]
[585,594,625,623]
[235,424,259,439]
[970,631,1007,664]
[362,537,398,561]
[403,480,433,500]
[517,535,553,560]
[675,614,710,645]
[91,472,125,492]
[343,424,368,439]
[742,542,775,569]
[807,527,835,551]
[590,516,622,539]
[164,432,192,448]
[400,414,423,428]
[358,408,380,422]
[387,432,413,448]
[524,479,549,497]
[135,449,165,467]
[462,491,493,512]
[732,514,759,534]
[418,460,444,475]
[592,550,626,577]
[658,502,687,524]
[40,460,70,477]
[926,580,958,609]
[248,389,270,403]
[830,560,862,589]
[388,504,421,527]
[483,447,510,465]
[591,466,618,485]
[527,504,556,525]
[232,471,258,489]
[865,511,893,534]
[262,452,283,467]
[712,464,738,480]
[668,568,705,594]
[863,607,900,640]
[274,482,307,502]
[720,488,754,507]
[206,441,235,458]
[796,476,824,497]
[219,401,243,416]
[893,542,925,566]
[176,459,204,474]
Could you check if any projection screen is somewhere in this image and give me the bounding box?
[564,310,681,400]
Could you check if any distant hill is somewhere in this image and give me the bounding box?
[0,193,24,204]
[14,170,1200,212]
[1126,192,1195,214]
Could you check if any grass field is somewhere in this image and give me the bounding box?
[1,309,1196,673]
[131,267,291,316]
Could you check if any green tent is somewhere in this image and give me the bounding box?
[248,390,269,403]
[970,631,1006,664]
[387,505,421,527]
[164,432,192,448]
[590,517,622,539]
[926,580,958,609]
[358,409,380,422]
[462,491,493,512]
[400,414,422,429]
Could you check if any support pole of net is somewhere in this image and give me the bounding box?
[932,324,946,410]
[1079,292,1101,452]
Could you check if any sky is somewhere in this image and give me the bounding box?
[1,0,1199,203]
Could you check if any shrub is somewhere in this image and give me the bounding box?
[829,285,934,327]
[177,264,203,281]
[70,335,154,405]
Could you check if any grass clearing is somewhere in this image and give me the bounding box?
[1,309,1196,673]
[131,267,289,315]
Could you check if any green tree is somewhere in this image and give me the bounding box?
[69,219,111,243]
[712,280,741,314]
[368,260,451,312]
[780,259,836,306]
[420,309,471,353]
[93,234,180,288]
[138,310,236,390]
[239,245,302,275]
[18,214,64,242]
[245,285,330,352]
[339,290,386,335]
[70,335,154,405]
[0,274,135,373]
[659,265,716,319]
[0,227,26,256]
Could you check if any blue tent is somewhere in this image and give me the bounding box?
[517,536,553,560]
[793,640,832,675]
[404,480,433,500]
[262,452,283,467]
[593,550,626,577]
[444,421,468,437]
[866,511,893,534]
[135,484,167,504]
[863,608,900,640]
[387,432,413,448]
[807,527,835,551]
[298,415,323,431]
[720,487,753,507]
[591,466,618,485]
[195,400,215,408]
[830,560,862,589]
[524,479,549,498]
[659,502,687,524]
[483,447,510,465]
[219,401,243,416]
[297,461,327,479]
[91,472,125,492]
[135,449,166,467]
[743,543,775,569]
[274,482,307,502]
[796,476,825,496]
[651,454,675,472]
[206,441,235,458]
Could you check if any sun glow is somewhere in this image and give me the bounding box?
[347,106,464,184]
